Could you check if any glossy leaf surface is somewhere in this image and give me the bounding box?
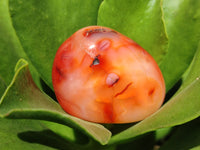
[9,0,102,89]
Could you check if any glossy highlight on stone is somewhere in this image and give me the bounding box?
[52,26,165,123]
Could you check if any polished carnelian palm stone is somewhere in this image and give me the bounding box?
[52,26,165,123]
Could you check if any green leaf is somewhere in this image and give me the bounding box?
[0,59,111,145]
[0,0,26,85]
[160,0,200,91]
[179,42,200,91]
[0,0,45,89]
[0,75,6,97]
[159,118,200,150]
[0,118,66,150]
[98,0,168,64]
[190,146,200,150]
[108,44,200,145]
[41,120,89,144]
[9,0,103,89]
[155,127,172,141]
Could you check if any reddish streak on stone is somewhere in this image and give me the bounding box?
[83,28,107,37]
[83,28,117,37]
[55,66,63,77]
[114,82,133,97]
[103,102,114,122]
[54,66,66,83]
[148,88,155,96]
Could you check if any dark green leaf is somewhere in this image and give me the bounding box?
[160,0,200,91]
[0,59,111,145]
[9,0,103,89]
[98,0,168,64]
[116,132,156,150]
[159,118,200,150]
